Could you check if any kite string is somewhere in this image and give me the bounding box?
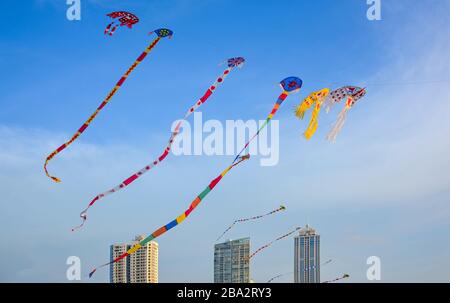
[311,79,450,88]
[44,36,162,183]
[232,91,288,164]
[73,66,235,231]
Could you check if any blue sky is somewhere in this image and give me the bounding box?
[0,0,450,282]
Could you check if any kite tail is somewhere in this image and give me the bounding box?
[216,205,287,241]
[323,274,350,283]
[267,274,283,283]
[267,272,293,283]
[303,102,322,140]
[248,241,275,260]
[89,252,130,279]
[74,67,236,231]
[323,96,334,114]
[43,36,162,183]
[108,25,118,36]
[72,130,177,231]
[104,22,113,35]
[71,208,89,232]
[89,154,250,278]
[294,99,312,119]
[44,155,62,183]
[248,227,300,260]
[216,222,237,242]
[322,259,333,266]
[326,104,350,142]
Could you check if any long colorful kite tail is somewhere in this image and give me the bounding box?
[248,227,301,260]
[232,77,303,164]
[323,274,350,283]
[216,204,287,241]
[88,154,250,278]
[44,29,173,183]
[72,57,246,232]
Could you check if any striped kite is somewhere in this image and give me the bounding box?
[104,11,139,36]
[324,86,367,142]
[43,29,173,183]
[216,205,286,241]
[294,88,330,139]
[73,57,246,231]
[88,76,302,278]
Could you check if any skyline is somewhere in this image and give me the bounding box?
[1,0,450,283]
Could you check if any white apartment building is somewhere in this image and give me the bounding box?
[110,235,158,283]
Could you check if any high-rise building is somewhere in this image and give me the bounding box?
[214,237,250,283]
[294,224,320,283]
[110,235,158,283]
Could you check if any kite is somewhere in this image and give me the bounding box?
[248,227,301,260]
[43,29,173,183]
[294,88,330,139]
[216,205,286,241]
[325,86,366,142]
[73,57,246,231]
[88,76,302,278]
[323,274,350,283]
[323,86,362,113]
[104,11,139,36]
[88,154,251,278]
